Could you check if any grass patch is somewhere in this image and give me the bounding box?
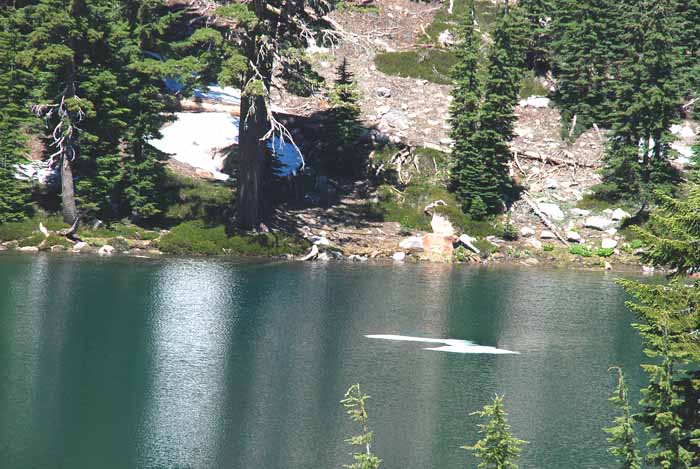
[596,247,615,257]
[543,243,555,252]
[158,220,309,256]
[77,223,159,241]
[0,213,67,242]
[161,170,235,225]
[569,244,593,257]
[520,72,548,98]
[421,0,500,45]
[17,234,45,247]
[576,194,615,212]
[336,1,379,14]
[375,50,456,85]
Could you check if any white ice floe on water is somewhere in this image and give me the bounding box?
[365,334,519,355]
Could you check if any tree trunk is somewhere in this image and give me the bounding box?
[236,92,270,230]
[61,157,78,225]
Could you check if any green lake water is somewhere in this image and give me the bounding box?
[0,254,645,468]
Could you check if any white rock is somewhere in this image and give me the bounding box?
[376,105,391,115]
[439,137,454,146]
[584,216,613,231]
[642,265,655,275]
[570,208,591,217]
[98,245,115,256]
[606,228,618,236]
[540,230,556,240]
[18,246,39,252]
[310,235,330,246]
[348,254,368,262]
[457,234,480,254]
[671,123,695,139]
[604,261,613,271]
[601,238,618,249]
[317,252,331,261]
[431,213,455,237]
[611,208,631,221]
[545,178,559,189]
[39,222,50,238]
[520,227,536,238]
[72,241,87,252]
[538,203,565,221]
[438,29,455,47]
[528,238,543,250]
[567,231,582,243]
[392,251,406,261]
[518,96,551,108]
[399,236,424,252]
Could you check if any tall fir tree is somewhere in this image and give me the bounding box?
[676,0,700,99]
[463,394,526,469]
[598,0,683,201]
[605,367,641,469]
[519,0,553,74]
[0,5,32,222]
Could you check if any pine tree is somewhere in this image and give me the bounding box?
[466,4,527,214]
[341,383,381,469]
[0,6,32,222]
[598,0,683,201]
[676,0,700,98]
[463,394,526,469]
[519,0,553,74]
[322,57,364,177]
[605,367,641,469]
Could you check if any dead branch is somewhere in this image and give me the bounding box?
[514,150,599,168]
[521,192,569,246]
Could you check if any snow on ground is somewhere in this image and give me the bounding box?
[148,112,305,181]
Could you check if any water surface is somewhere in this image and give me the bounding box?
[0,254,645,468]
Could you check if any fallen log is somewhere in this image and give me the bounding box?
[515,150,599,169]
[521,193,569,246]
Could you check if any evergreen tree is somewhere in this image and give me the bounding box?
[322,57,364,177]
[448,0,492,218]
[676,0,700,98]
[598,0,683,201]
[605,367,641,469]
[341,383,381,469]
[463,394,526,469]
[0,6,32,222]
[519,0,553,74]
[467,4,527,214]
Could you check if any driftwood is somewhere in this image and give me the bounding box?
[515,150,599,169]
[299,244,319,261]
[521,192,569,246]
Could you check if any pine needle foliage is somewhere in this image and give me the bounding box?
[341,383,381,469]
[463,394,526,469]
[605,367,641,469]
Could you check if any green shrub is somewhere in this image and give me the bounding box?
[375,50,456,85]
[44,235,72,249]
[519,72,548,98]
[336,1,379,13]
[569,244,593,257]
[543,244,555,252]
[158,220,308,256]
[17,234,44,247]
[576,194,615,211]
[77,222,159,241]
[0,213,67,241]
[596,247,615,257]
[161,171,234,225]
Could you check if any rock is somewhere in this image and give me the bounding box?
[522,257,539,266]
[72,241,87,252]
[382,109,409,130]
[604,261,613,271]
[528,238,543,250]
[519,227,536,238]
[567,231,582,243]
[39,222,50,238]
[611,208,631,221]
[545,178,559,189]
[431,213,456,237]
[376,87,392,98]
[392,251,406,261]
[457,234,480,254]
[317,252,331,261]
[310,235,330,246]
[642,265,655,275]
[376,105,391,115]
[50,245,66,252]
[439,137,454,146]
[18,246,39,252]
[349,254,368,262]
[438,29,455,47]
[399,236,424,252]
[671,123,695,138]
[601,238,618,249]
[0,244,6,251]
[518,96,551,108]
[606,228,618,236]
[421,234,454,261]
[540,230,556,240]
[98,245,115,257]
[584,216,613,231]
[538,203,565,221]
[570,208,590,217]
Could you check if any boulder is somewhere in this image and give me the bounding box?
[310,235,330,246]
[519,227,536,238]
[0,244,6,251]
[348,254,368,262]
[518,96,551,108]
[50,245,66,252]
[601,238,618,249]
[98,245,115,257]
[399,236,424,252]
[567,231,582,243]
[18,246,39,252]
[456,234,480,254]
[604,261,613,271]
[545,178,559,189]
[382,109,409,130]
[317,252,331,261]
[570,208,590,217]
[376,87,392,98]
[528,238,543,250]
[538,203,565,221]
[431,213,456,237]
[72,241,87,252]
[438,29,455,47]
[392,251,406,261]
[584,216,613,231]
[611,208,631,221]
[540,230,556,240]
[421,234,455,260]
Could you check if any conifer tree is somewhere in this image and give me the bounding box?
[605,367,641,469]
[463,394,526,469]
[676,0,700,98]
[0,6,32,222]
[341,383,381,469]
[519,0,553,74]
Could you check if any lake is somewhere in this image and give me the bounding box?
[0,254,645,468]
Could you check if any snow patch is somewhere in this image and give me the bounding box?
[365,334,519,354]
